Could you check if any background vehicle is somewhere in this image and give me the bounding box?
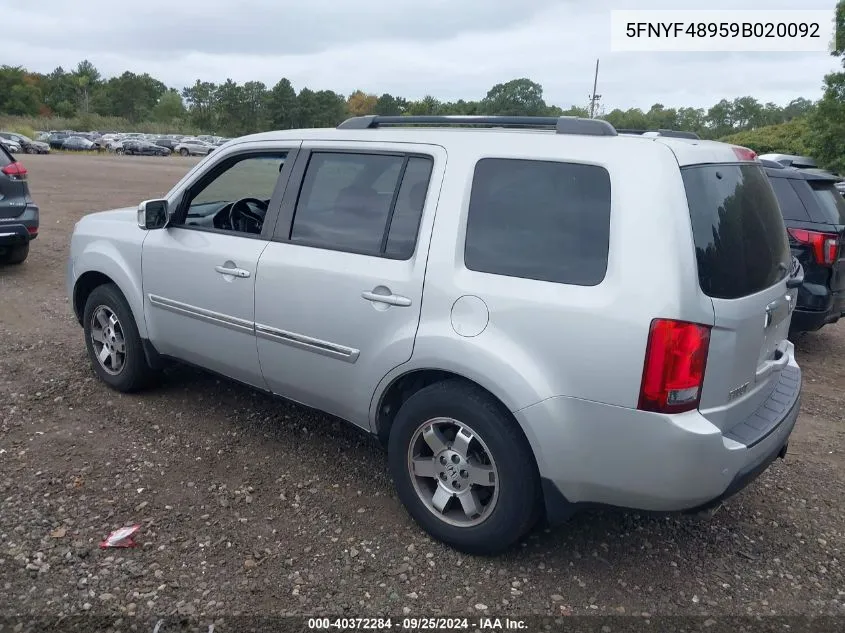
[0,131,50,154]
[62,136,97,151]
[763,159,845,334]
[47,132,70,149]
[173,138,215,156]
[0,137,21,153]
[0,144,38,265]
[68,116,802,554]
[153,136,177,150]
[119,139,172,156]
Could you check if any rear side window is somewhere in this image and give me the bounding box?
[682,164,791,300]
[808,181,845,225]
[769,177,810,221]
[464,158,611,286]
[291,152,432,258]
[0,145,11,167]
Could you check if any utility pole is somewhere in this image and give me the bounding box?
[588,58,601,118]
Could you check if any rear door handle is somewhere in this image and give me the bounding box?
[215,265,250,278]
[361,291,412,307]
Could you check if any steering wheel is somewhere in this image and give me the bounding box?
[228,197,268,234]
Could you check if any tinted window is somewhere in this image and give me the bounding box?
[769,177,810,221]
[809,180,845,225]
[464,158,611,286]
[385,157,433,258]
[682,164,791,300]
[291,152,432,258]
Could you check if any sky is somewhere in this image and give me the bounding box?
[3,0,842,112]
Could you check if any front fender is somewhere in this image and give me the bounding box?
[71,238,147,338]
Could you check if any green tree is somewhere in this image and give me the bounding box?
[295,88,318,127]
[481,78,546,115]
[407,95,441,115]
[152,89,187,123]
[0,66,41,115]
[268,78,297,129]
[41,67,77,117]
[374,93,401,116]
[72,59,101,113]
[92,71,166,121]
[241,81,270,133]
[706,99,735,137]
[807,0,845,173]
[182,80,218,131]
[214,79,245,135]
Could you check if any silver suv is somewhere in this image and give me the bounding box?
[67,115,803,554]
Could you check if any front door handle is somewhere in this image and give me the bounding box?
[215,265,250,278]
[361,290,412,307]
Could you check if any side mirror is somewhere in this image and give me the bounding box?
[137,199,168,230]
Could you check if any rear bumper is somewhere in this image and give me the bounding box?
[791,283,845,333]
[0,205,39,247]
[516,352,802,523]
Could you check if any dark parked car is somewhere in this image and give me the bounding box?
[47,132,70,149]
[763,159,845,335]
[152,136,176,150]
[0,132,50,154]
[118,139,172,156]
[0,144,38,265]
[62,136,96,151]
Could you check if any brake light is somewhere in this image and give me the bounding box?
[1,161,27,180]
[787,228,839,265]
[638,319,711,414]
[27,225,38,236]
[732,146,758,161]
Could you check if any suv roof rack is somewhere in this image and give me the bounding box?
[336,115,618,137]
[617,128,701,140]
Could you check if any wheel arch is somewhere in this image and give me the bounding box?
[72,249,147,339]
[373,368,528,449]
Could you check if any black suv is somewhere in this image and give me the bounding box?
[0,144,38,265]
[763,159,845,334]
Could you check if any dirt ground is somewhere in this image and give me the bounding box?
[0,154,843,626]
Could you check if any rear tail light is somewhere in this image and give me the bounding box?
[787,228,839,265]
[1,161,27,180]
[638,319,712,414]
[732,146,758,161]
[27,225,38,236]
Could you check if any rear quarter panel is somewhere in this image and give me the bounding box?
[380,133,712,417]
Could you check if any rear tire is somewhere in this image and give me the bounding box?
[180,148,189,157]
[83,283,159,392]
[1,243,29,265]
[388,380,540,555]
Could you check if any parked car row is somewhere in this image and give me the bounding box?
[0,132,50,154]
[32,129,233,157]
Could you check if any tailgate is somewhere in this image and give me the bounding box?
[681,162,797,433]
[806,179,845,296]
[0,145,27,219]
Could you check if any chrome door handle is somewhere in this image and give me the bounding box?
[215,265,250,278]
[361,291,412,307]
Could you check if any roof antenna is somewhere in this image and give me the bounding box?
[588,59,601,119]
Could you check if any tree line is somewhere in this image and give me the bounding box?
[0,61,819,140]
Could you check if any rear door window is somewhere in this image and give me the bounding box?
[464,158,611,286]
[769,177,810,221]
[808,180,845,225]
[682,164,791,300]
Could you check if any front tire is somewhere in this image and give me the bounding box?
[1,242,29,265]
[180,148,189,157]
[388,380,540,555]
[83,284,158,392]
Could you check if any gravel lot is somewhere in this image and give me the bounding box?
[0,154,843,626]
